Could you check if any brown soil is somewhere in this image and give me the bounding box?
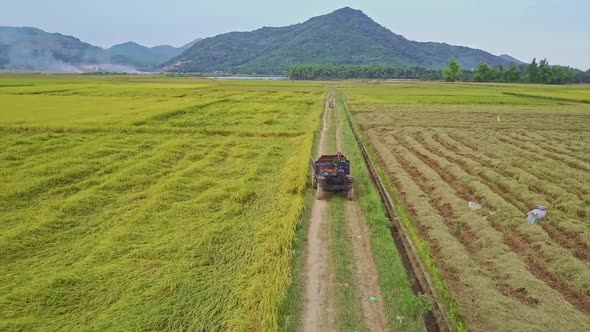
[496,282,540,307]
[542,223,590,262]
[301,198,335,332]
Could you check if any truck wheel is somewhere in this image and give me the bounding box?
[347,186,354,201]
[316,185,324,200]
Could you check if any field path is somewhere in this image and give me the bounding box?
[301,104,336,332]
[301,98,389,332]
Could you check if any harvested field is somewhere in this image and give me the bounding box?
[342,82,590,331]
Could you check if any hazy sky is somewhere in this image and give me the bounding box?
[2,0,589,69]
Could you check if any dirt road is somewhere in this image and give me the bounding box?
[301,98,389,331]
[301,105,336,331]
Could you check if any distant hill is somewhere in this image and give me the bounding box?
[499,54,525,65]
[164,7,518,74]
[107,39,202,69]
[0,26,201,72]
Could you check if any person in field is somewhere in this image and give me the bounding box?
[333,152,347,169]
[526,206,547,224]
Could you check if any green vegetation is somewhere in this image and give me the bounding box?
[288,59,589,84]
[329,196,365,330]
[470,58,590,84]
[443,59,461,82]
[0,74,324,331]
[287,64,442,80]
[339,81,590,331]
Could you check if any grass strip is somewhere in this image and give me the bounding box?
[0,125,305,138]
[502,91,590,104]
[330,195,365,331]
[326,97,339,153]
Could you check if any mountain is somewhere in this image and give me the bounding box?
[179,38,202,51]
[164,7,518,74]
[0,26,201,72]
[499,54,524,65]
[107,39,202,69]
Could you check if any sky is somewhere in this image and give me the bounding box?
[1,0,589,69]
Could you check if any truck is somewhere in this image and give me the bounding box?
[311,154,354,200]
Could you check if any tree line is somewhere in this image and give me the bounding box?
[287,60,590,84]
[287,64,442,80]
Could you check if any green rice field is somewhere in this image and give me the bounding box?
[0,75,323,331]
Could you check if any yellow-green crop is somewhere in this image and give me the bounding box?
[0,74,323,331]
